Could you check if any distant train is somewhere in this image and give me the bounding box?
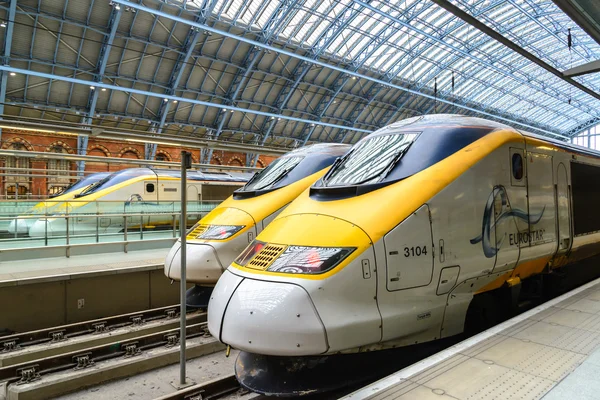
[18,168,252,238]
[8,171,110,234]
[208,114,600,395]
[163,143,350,307]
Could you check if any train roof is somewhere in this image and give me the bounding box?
[152,168,253,182]
[88,167,252,182]
[312,114,598,199]
[281,143,351,158]
[233,143,350,198]
[384,114,600,159]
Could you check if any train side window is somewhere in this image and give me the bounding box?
[146,183,155,193]
[512,153,523,180]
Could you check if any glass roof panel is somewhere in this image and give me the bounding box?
[188,0,600,134]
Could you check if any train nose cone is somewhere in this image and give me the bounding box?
[28,219,55,238]
[164,240,224,283]
[208,270,328,356]
[7,218,32,234]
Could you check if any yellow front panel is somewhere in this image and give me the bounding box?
[188,168,330,243]
[233,213,371,279]
[273,129,525,244]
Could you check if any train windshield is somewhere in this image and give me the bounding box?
[50,173,109,197]
[240,156,303,191]
[323,132,418,186]
[75,168,154,198]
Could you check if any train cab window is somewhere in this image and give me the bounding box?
[241,156,303,191]
[323,132,419,187]
[512,153,523,180]
[146,183,155,193]
[76,168,154,198]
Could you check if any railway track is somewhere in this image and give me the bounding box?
[0,307,226,400]
[0,305,206,367]
[152,375,247,400]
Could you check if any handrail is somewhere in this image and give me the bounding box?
[0,203,210,257]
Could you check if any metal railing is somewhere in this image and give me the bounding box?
[0,200,220,257]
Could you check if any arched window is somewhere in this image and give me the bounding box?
[87,147,110,172]
[4,141,31,198]
[47,144,72,196]
[121,149,140,159]
[155,151,172,162]
[228,157,243,167]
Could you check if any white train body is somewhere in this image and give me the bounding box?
[7,172,110,234]
[163,144,350,307]
[26,168,251,238]
[209,115,597,358]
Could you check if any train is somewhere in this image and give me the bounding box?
[15,168,252,238]
[207,114,600,395]
[7,171,110,234]
[164,143,350,308]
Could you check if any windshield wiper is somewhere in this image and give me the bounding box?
[378,141,414,181]
[74,180,104,198]
[325,141,414,187]
[243,170,262,188]
[255,168,291,190]
[322,150,355,186]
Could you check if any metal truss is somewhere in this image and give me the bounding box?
[78,5,123,174]
[0,0,16,141]
[5,0,600,159]
[111,0,569,139]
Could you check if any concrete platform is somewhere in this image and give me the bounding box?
[345,276,600,400]
[0,248,184,333]
[0,248,168,286]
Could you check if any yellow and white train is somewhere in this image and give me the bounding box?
[164,143,350,307]
[21,168,251,237]
[208,114,600,394]
[8,172,110,234]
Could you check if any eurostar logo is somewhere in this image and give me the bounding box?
[470,186,545,258]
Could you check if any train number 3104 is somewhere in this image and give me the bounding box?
[404,246,428,257]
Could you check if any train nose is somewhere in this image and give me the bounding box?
[28,218,60,237]
[208,270,328,356]
[164,240,224,284]
[7,218,32,234]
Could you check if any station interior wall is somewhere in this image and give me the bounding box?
[0,129,276,198]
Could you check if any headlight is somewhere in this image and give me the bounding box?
[267,246,355,274]
[234,240,355,275]
[188,224,245,240]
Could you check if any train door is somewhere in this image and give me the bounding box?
[523,152,556,259]
[384,205,434,291]
[377,204,438,342]
[555,163,571,254]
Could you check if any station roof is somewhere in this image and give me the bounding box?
[1,0,600,153]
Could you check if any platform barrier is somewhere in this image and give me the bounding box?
[0,200,219,261]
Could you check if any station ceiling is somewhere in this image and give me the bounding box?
[1,0,600,158]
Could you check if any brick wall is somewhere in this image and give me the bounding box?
[0,130,277,198]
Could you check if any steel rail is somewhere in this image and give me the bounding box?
[0,148,262,172]
[0,115,290,157]
[0,323,212,385]
[0,306,204,353]
[153,375,242,400]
